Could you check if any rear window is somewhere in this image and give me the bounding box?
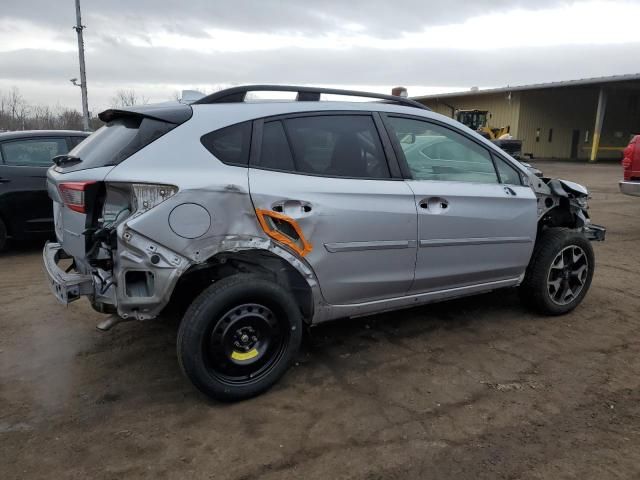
[60,116,176,172]
[68,136,87,148]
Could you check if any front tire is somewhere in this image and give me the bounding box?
[177,274,303,401]
[520,228,594,315]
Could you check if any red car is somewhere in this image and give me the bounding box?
[620,135,640,196]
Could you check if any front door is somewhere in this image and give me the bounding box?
[383,115,537,293]
[0,137,69,236]
[248,113,418,305]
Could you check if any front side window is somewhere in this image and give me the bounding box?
[386,116,499,184]
[257,115,390,179]
[1,138,68,167]
[494,156,523,185]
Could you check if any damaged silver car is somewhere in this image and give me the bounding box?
[43,86,605,401]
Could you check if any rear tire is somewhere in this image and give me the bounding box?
[177,274,303,401]
[0,218,7,252]
[520,227,594,315]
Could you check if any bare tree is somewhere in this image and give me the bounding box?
[1,87,30,130]
[109,89,150,108]
[0,86,102,132]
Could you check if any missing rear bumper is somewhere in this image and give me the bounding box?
[43,242,94,304]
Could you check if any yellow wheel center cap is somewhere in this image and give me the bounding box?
[231,348,259,361]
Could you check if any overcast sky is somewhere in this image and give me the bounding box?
[1,0,639,112]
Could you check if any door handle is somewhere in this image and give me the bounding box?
[504,186,517,196]
[419,197,448,212]
[0,177,10,184]
[272,200,312,218]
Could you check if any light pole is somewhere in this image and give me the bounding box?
[73,0,90,130]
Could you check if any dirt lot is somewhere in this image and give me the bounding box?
[1,161,639,479]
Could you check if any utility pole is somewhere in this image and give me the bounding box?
[74,0,90,130]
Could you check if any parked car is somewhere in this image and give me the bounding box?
[0,130,90,251]
[43,86,605,401]
[619,135,640,196]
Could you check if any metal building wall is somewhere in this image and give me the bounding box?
[517,88,598,159]
[419,81,639,160]
[421,92,521,136]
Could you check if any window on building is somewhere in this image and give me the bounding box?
[584,130,590,144]
[535,128,541,143]
[201,121,252,166]
[385,116,499,184]
[548,128,553,143]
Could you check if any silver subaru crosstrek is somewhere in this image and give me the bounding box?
[43,86,605,401]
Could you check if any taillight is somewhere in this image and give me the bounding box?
[59,181,96,213]
[622,136,639,181]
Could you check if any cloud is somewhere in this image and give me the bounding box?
[2,41,638,111]
[1,0,639,111]
[3,0,574,36]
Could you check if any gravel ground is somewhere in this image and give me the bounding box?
[1,161,639,480]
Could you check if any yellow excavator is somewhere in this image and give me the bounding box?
[455,109,522,159]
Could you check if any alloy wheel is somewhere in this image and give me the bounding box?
[546,245,589,306]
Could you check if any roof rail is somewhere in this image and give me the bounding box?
[192,85,431,111]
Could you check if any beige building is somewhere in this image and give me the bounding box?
[413,73,640,161]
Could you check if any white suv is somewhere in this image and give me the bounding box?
[43,86,605,401]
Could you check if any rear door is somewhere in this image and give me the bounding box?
[248,112,418,305]
[382,114,537,293]
[0,136,69,236]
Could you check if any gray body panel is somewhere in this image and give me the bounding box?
[407,180,537,292]
[248,169,418,304]
[43,99,571,324]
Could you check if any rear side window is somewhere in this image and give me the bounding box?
[259,121,295,171]
[201,121,252,166]
[256,115,390,179]
[1,138,68,166]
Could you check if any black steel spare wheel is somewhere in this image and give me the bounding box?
[206,303,288,384]
[178,274,303,401]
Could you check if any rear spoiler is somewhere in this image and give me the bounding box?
[98,103,193,124]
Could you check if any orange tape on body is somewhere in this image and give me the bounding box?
[255,209,313,257]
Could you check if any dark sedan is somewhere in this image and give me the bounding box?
[0,130,90,251]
